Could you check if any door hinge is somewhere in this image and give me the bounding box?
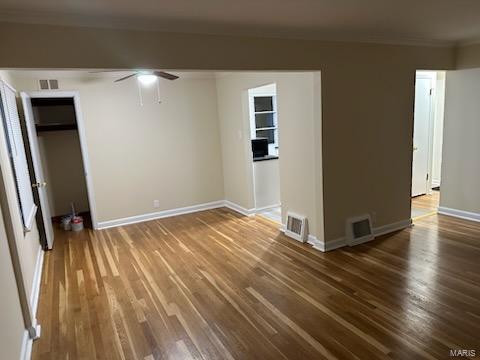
[429,88,433,96]
[426,173,429,180]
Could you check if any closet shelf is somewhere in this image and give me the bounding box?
[35,124,78,132]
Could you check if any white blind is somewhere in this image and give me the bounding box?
[0,81,37,230]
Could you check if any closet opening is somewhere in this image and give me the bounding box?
[22,92,97,250]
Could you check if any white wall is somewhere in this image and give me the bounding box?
[253,159,280,209]
[431,71,445,188]
[440,68,480,215]
[9,72,225,225]
[215,72,322,239]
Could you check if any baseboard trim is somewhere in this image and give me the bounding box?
[254,204,281,213]
[224,201,256,217]
[19,330,31,360]
[97,200,226,229]
[30,245,44,317]
[438,207,480,223]
[309,218,413,252]
[373,218,413,237]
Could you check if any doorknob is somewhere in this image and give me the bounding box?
[32,182,47,188]
[413,146,418,151]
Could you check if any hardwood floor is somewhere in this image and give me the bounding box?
[33,208,480,360]
[411,191,440,219]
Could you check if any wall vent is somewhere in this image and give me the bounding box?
[346,215,373,246]
[285,212,307,243]
[38,79,59,90]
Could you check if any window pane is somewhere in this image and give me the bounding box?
[255,113,274,128]
[254,97,273,112]
[256,129,275,144]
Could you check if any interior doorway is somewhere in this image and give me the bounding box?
[248,83,281,223]
[411,70,445,220]
[21,91,97,249]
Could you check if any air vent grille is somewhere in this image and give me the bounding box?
[38,79,59,90]
[284,212,307,243]
[346,215,373,246]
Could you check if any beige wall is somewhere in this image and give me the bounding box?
[0,205,27,360]
[0,21,455,242]
[216,72,321,238]
[38,131,89,216]
[9,73,225,224]
[456,43,480,69]
[440,68,480,214]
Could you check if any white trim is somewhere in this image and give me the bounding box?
[373,218,413,237]
[438,207,480,223]
[18,321,40,360]
[223,200,256,217]
[29,245,44,317]
[23,204,37,233]
[255,204,281,213]
[22,91,99,229]
[19,330,30,360]
[292,218,412,252]
[97,200,226,229]
[431,179,440,188]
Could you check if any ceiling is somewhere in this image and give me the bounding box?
[5,70,216,79]
[1,0,480,45]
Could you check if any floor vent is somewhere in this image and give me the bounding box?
[346,215,373,246]
[285,212,307,243]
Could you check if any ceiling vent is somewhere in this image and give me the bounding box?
[38,79,59,90]
[346,215,373,246]
[285,212,307,243]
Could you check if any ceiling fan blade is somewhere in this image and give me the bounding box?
[89,70,129,73]
[154,71,179,80]
[114,73,138,82]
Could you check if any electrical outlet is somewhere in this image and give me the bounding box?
[153,200,160,208]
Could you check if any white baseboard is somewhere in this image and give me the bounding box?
[19,246,44,360]
[19,330,31,360]
[255,204,281,213]
[304,218,412,252]
[30,245,44,317]
[224,201,256,217]
[97,200,226,229]
[438,207,480,223]
[373,218,413,237]
[431,179,441,188]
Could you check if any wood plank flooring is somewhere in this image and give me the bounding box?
[411,191,440,219]
[32,208,480,360]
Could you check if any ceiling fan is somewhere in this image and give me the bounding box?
[90,70,179,83]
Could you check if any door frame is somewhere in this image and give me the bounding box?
[21,90,99,230]
[413,71,437,196]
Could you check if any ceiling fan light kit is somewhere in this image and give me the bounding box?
[91,69,178,105]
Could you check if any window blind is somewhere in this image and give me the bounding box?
[0,81,37,231]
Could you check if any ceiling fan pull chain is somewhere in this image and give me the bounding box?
[137,80,144,106]
[156,78,162,104]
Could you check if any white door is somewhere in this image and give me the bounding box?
[21,93,54,249]
[411,76,432,197]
